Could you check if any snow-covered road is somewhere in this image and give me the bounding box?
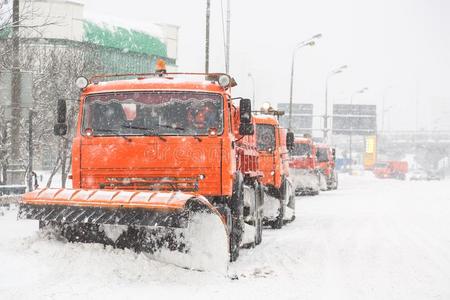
[1,173,450,299]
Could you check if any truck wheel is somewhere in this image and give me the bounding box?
[335,174,339,189]
[271,181,286,229]
[230,173,244,262]
[271,203,284,229]
[255,182,264,245]
[286,181,296,222]
[332,172,339,190]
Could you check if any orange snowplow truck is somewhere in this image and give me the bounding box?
[254,114,295,229]
[373,161,408,180]
[18,67,264,262]
[289,137,321,196]
[316,143,338,190]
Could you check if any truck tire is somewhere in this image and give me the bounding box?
[271,181,286,229]
[285,181,296,222]
[229,173,244,262]
[332,172,339,190]
[287,183,296,222]
[255,182,264,245]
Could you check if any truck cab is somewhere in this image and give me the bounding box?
[46,70,264,261]
[315,143,338,190]
[289,137,320,195]
[373,161,408,180]
[254,115,295,229]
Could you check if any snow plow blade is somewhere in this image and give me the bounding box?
[18,188,227,256]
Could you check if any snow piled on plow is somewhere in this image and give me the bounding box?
[149,212,228,273]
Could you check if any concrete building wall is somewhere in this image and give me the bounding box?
[158,23,179,61]
[17,0,178,63]
[20,0,84,41]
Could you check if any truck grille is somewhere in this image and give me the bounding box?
[101,176,199,192]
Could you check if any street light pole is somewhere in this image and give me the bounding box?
[349,87,368,173]
[248,73,256,108]
[323,65,347,142]
[205,0,211,73]
[225,0,231,73]
[288,33,322,131]
[381,86,392,133]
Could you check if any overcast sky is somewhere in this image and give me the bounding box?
[83,0,450,131]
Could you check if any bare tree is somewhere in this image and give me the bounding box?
[0,1,72,187]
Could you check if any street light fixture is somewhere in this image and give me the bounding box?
[349,87,368,174]
[248,73,256,108]
[323,65,347,141]
[351,87,368,105]
[288,33,322,130]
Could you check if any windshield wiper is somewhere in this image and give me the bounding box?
[159,124,185,131]
[122,124,185,132]
[120,125,168,141]
[92,129,131,142]
[120,124,205,142]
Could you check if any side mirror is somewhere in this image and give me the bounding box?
[57,99,67,124]
[54,99,67,136]
[286,132,294,150]
[54,123,68,136]
[239,123,254,135]
[239,98,253,136]
[239,98,252,124]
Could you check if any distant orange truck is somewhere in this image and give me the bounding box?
[373,161,408,180]
[254,115,295,229]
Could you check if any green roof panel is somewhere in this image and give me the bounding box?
[83,21,167,57]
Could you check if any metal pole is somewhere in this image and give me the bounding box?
[252,79,255,108]
[348,88,367,173]
[381,86,392,133]
[288,51,295,130]
[205,0,211,73]
[287,34,321,131]
[323,76,330,141]
[27,110,33,191]
[248,73,255,108]
[349,93,355,173]
[10,0,21,162]
[349,130,353,173]
[225,0,231,73]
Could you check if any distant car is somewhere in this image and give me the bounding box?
[409,170,428,181]
[426,171,442,181]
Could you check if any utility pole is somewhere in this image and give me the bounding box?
[205,0,211,73]
[225,0,231,73]
[27,110,34,191]
[11,0,21,162]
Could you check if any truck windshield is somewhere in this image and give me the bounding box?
[256,124,276,151]
[291,143,311,156]
[82,92,223,136]
[316,148,329,162]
